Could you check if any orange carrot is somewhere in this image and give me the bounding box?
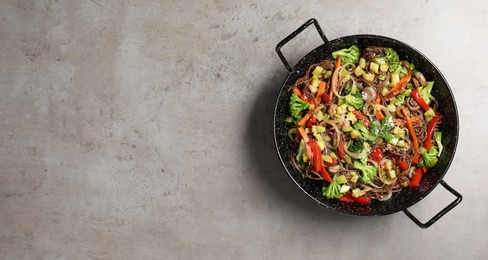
[316,81,327,103]
[297,127,309,143]
[385,61,412,98]
[335,55,341,69]
[292,87,302,97]
[375,109,385,121]
[297,113,311,127]
[372,95,384,120]
[352,110,370,127]
[400,107,418,150]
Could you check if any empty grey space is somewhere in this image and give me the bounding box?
[1,0,486,259]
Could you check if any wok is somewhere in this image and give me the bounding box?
[273,19,462,228]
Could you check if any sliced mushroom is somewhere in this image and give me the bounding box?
[327,165,341,174]
[413,71,426,86]
[361,87,377,103]
[412,77,420,88]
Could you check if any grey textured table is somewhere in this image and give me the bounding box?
[1,1,486,259]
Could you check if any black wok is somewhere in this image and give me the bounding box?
[273,19,462,228]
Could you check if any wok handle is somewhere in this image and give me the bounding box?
[275,18,328,72]
[403,180,462,229]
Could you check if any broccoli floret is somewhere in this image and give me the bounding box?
[395,92,406,105]
[289,93,309,123]
[345,91,364,110]
[422,147,439,168]
[322,175,343,199]
[373,48,400,72]
[295,139,308,169]
[353,120,368,133]
[353,121,377,142]
[398,62,415,78]
[353,160,378,184]
[434,131,443,157]
[370,116,394,138]
[380,132,399,145]
[348,139,364,153]
[419,81,435,105]
[332,45,360,65]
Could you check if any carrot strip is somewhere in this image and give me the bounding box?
[375,109,385,121]
[292,87,302,97]
[335,55,341,69]
[297,113,311,127]
[372,95,384,120]
[400,107,418,150]
[316,81,327,103]
[352,110,370,127]
[297,127,309,143]
[385,61,412,98]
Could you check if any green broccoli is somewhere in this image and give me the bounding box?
[422,147,439,168]
[373,48,400,72]
[380,132,399,145]
[353,160,378,184]
[434,131,443,157]
[348,139,364,153]
[289,93,309,123]
[332,45,360,65]
[370,116,394,138]
[295,139,308,169]
[419,81,435,105]
[398,62,415,78]
[395,92,406,105]
[353,121,377,142]
[345,91,364,110]
[322,175,343,199]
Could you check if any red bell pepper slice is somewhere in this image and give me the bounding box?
[411,153,422,165]
[306,115,317,128]
[370,147,383,163]
[410,167,426,187]
[323,157,338,166]
[337,138,346,160]
[300,94,316,108]
[385,61,412,98]
[398,159,409,171]
[424,114,442,149]
[308,140,332,183]
[338,192,371,204]
[307,140,321,172]
[319,165,332,183]
[354,196,372,204]
[338,192,355,202]
[352,110,370,127]
[323,94,331,104]
[411,88,431,111]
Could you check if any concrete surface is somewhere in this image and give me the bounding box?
[1,0,487,259]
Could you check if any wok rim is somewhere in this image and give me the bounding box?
[273,34,459,216]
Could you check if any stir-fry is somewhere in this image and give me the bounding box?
[287,45,443,204]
